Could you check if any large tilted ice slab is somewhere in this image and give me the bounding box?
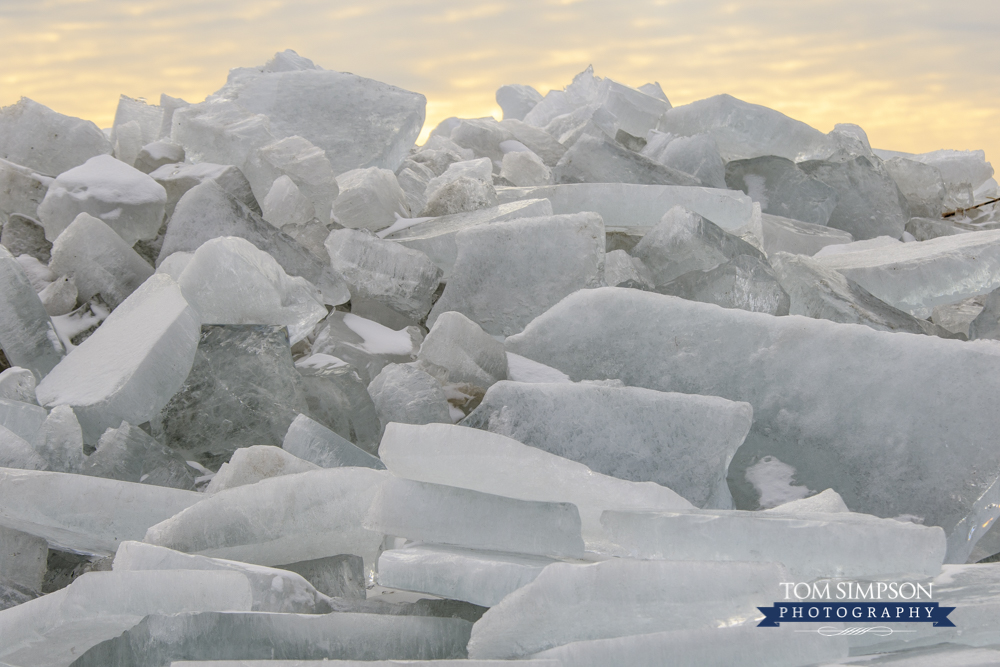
[0,467,201,554]
[602,508,945,578]
[467,558,789,659]
[365,476,585,559]
[0,97,112,177]
[0,570,252,667]
[813,230,1000,317]
[505,288,1000,561]
[462,381,750,509]
[36,273,200,442]
[0,244,64,380]
[377,544,556,608]
[378,423,692,547]
[144,467,388,569]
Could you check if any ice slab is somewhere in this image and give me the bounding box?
[0,97,112,176]
[207,446,319,493]
[161,181,349,305]
[49,212,155,308]
[799,156,907,240]
[812,230,1000,316]
[760,212,853,256]
[467,558,788,659]
[899,148,996,192]
[603,507,945,578]
[499,119,567,167]
[497,84,543,121]
[659,254,791,316]
[0,244,65,379]
[726,155,839,225]
[168,662,556,667]
[506,287,1000,561]
[641,131,726,189]
[0,467,201,554]
[554,134,701,187]
[177,237,326,344]
[36,273,200,443]
[82,420,197,489]
[113,541,331,614]
[377,543,556,608]
[71,610,471,665]
[365,476,585,559]
[282,414,385,470]
[326,229,442,321]
[655,93,832,162]
[150,161,261,220]
[37,154,167,245]
[767,488,851,514]
[384,199,553,278]
[417,311,508,391]
[145,467,388,569]
[462,381,750,509]
[0,158,50,227]
[368,363,453,427]
[0,525,47,592]
[0,570,252,667]
[378,423,693,546]
[261,175,314,227]
[427,212,604,336]
[38,275,78,316]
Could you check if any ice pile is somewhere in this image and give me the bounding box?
[0,50,998,665]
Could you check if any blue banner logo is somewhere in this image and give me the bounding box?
[757,602,955,627]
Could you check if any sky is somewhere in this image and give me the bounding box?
[1,0,997,163]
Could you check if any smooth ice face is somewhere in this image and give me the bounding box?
[658,254,791,316]
[325,229,442,321]
[378,423,693,546]
[654,93,833,162]
[759,212,853,256]
[602,508,945,578]
[333,167,410,231]
[295,358,386,455]
[144,467,389,569]
[49,212,155,308]
[602,249,649,287]
[0,158,51,226]
[377,544,556,608]
[467,558,789,659]
[365,477,585,559]
[461,382,750,509]
[799,155,907,240]
[812,230,1000,317]
[725,155,839,225]
[368,363,453,427]
[0,525,47,592]
[35,273,201,443]
[417,311,508,391]
[207,446,319,493]
[177,237,327,344]
[0,244,65,379]
[641,132,726,189]
[504,288,1000,561]
[427,212,605,336]
[36,154,167,245]
[82,420,197,490]
[0,467,201,554]
[0,569,253,667]
[0,98,112,176]
[553,134,700,187]
[282,413,385,470]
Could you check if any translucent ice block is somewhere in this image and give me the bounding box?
[659,254,790,316]
[82,420,197,490]
[31,404,84,473]
[417,311,507,391]
[0,244,65,379]
[760,212,853,256]
[799,156,907,240]
[282,414,385,470]
[726,155,839,225]
[497,83,543,121]
[206,446,319,493]
[0,525,47,592]
[367,363,453,428]
[641,131,726,189]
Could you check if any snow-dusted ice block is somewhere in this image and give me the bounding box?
[0,570,253,667]
[467,558,789,659]
[0,97,112,176]
[602,508,945,578]
[428,212,604,336]
[283,414,385,470]
[505,288,1000,561]
[367,477,584,558]
[206,446,319,493]
[813,230,1000,316]
[0,244,64,379]
[0,367,37,404]
[384,199,553,278]
[760,212,853,256]
[0,467,200,554]
[113,542,331,614]
[37,154,167,244]
[49,212,154,308]
[72,610,471,665]
[145,467,388,569]
[378,423,692,546]
[378,544,555,608]
[177,236,327,344]
[463,382,750,509]
[36,273,200,442]
[496,182,755,234]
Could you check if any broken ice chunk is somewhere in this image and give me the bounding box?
[499,119,568,167]
[36,154,167,245]
[331,167,409,231]
[81,420,197,490]
[35,273,200,442]
[282,413,385,470]
[132,140,185,174]
[0,97,112,176]
[641,131,726,189]
[462,382,750,509]
[766,487,850,514]
[110,95,163,153]
[49,212,155,308]
[0,243,65,379]
[0,158,51,228]
[1,215,52,268]
[658,254,791,316]
[150,161,261,219]
[725,155,839,225]
[500,149,551,186]
[16,252,54,292]
[261,174,316,227]
[368,363,453,427]
[0,396,47,440]
[424,158,493,203]
[449,119,512,167]
[0,367,37,404]
[378,423,693,546]
[112,119,144,166]
[884,156,947,219]
[144,467,388,570]
[428,212,604,336]
[308,311,421,385]
[418,311,508,392]
[759,212,853,256]
[497,84,543,121]
[243,135,339,223]
[326,228,442,321]
[206,445,319,493]
[295,353,384,454]
[906,216,968,242]
[554,134,701,187]
[422,176,499,217]
[365,477,585,559]
[898,148,996,192]
[30,404,84,473]
[38,275,78,316]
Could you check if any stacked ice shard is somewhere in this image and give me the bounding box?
[1,51,999,665]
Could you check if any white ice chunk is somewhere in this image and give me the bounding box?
[244,135,339,223]
[504,352,571,384]
[497,84,543,121]
[0,368,37,404]
[262,175,315,227]
[424,158,493,204]
[156,251,193,280]
[767,488,850,514]
[554,134,700,187]
[110,95,163,151]
[0,97,112,176]
[332,167,410,231]
[641,131,726,189]
[905,149,995,192]
[0,397,47,441]
[38,275,78,316]
[500,149,551,187]
[206,445,320,493]
[133,140,185,174]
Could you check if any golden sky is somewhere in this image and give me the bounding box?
[1,0,997,163]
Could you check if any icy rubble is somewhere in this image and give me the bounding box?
[2,52,1000,665]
